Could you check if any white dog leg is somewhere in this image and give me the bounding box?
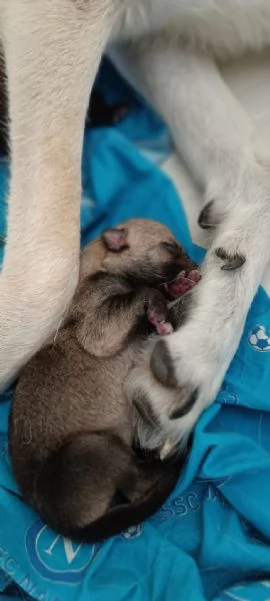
[0,0,122,390]
[120,40,270,444]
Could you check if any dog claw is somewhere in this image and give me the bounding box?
[169,388,199,420]
[215,247,246,270]
[198,200,218,229]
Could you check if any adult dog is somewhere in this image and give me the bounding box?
[0,0,270,445]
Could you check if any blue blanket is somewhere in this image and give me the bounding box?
[1,60,270,601]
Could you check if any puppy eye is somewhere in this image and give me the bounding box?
[162,241,182,258]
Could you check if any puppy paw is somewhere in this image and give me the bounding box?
[166,269,201,298]
[147,297,173,336]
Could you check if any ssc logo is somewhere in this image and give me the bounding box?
[248,325,270,352]
[25,519,100,584]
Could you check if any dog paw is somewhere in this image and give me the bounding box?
[149,313,236,424]
[132,222,254,453]
[132,302,241,453]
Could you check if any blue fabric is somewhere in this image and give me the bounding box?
[1,60,270,601]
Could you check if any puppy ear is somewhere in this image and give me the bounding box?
[102,228,128,252]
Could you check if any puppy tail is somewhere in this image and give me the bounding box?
[30,432,181,543]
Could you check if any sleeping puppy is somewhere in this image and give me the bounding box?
[9,218,199,543]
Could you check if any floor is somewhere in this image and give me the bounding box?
[162,51,270,295]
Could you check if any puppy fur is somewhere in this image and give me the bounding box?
[9,218,198,542]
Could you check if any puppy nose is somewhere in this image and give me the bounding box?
[150,340,177,387]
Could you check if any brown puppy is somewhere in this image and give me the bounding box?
[9,219,199,543]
